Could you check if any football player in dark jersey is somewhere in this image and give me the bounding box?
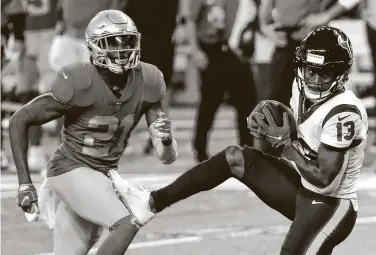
[9,10,178,255]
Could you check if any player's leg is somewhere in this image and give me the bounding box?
[265,42,299,106]
[193,64,224,162]
[365,23,376,155]
[150,145,300,220]
[280,188,356,255]
[54,201,103,255]
[49,167,139,255]
[226,52,256,147]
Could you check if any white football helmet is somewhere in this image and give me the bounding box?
[85,10,141,74]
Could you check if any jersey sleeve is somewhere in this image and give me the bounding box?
[50,65,93,110]
[320,106,363,149]
[50,67,75,110]
[142,63,167,103]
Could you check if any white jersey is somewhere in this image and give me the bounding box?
[289,81,368,211]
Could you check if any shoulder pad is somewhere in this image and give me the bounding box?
[51,63,94,109]
[322,104,361,128]
[139,62,166,103]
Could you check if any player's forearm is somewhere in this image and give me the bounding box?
[150,130,178,165]
[149,124,178,164]
[282,145,328,188]
[9,110,33,184]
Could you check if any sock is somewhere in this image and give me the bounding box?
[151,150,232,212]
[96,216,138,255]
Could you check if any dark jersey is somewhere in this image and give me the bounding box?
[47,62,166,176]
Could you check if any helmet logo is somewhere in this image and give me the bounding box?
[306,53,325,65]
[338,36,353,57]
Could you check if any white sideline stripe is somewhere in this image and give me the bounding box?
[33,216,376,255]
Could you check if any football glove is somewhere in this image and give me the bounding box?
[17,183,39,214]
[254,108,293,149]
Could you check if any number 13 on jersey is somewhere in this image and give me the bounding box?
[82,115,134,157]
[336,121,355,141]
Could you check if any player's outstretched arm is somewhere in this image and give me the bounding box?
[282,143,347,188]
[145,101,178,164]
[9,93,67,184]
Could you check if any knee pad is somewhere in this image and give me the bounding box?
[224,145,245,177]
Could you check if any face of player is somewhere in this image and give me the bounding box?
[303,65,336,94]
[106,35,139,66]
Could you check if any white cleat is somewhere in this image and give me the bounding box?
[120,186,156,227]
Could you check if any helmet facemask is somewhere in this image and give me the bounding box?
[295,49,350,103]
[88,32,141,74]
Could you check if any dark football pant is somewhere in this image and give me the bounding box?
[241,146,357,255]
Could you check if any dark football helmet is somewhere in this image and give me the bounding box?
[294,26,354,102]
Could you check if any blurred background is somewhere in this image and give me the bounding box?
[1,0,376,255]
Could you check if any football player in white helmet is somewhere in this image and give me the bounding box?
[120,26,368,254]
[10,10,178,255]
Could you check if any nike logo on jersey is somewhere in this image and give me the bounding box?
[312,200,324,205]
[62,69,69,79]
[266,134,282,140]
[338,114,350,121]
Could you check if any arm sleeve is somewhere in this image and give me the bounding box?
[156,69,167,102]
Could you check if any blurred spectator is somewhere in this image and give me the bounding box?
[49,0,123,70]
[188,0,258,162]
[124,0,179,154]
[363,0,376,116]
[14,0,61,172]
[1,0,25,170]
[259,0,361,106]
[362,0,376,159]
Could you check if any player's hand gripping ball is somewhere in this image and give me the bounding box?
[247,100,297,148]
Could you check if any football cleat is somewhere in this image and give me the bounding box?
[120,186,156,227]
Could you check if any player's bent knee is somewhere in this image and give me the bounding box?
[224,145,245,178]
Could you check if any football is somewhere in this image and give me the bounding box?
[255,100,297,139]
